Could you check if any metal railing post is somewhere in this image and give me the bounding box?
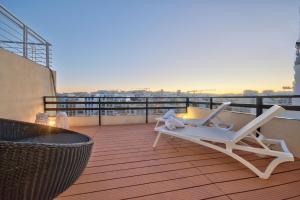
[256,97,263,117]
[209,97,213,109]
[23,25,28,58]
[43,96,46,113]
[145,97,148,123]
[256,97,263,133]
[98,97,101,126]
[84,97,87,116]
[46,42,50,67]
[186,97,189,112]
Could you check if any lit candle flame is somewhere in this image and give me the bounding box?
[48,120,56,127]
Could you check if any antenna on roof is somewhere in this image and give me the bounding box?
[298,7,300,39]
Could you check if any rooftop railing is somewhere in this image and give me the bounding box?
[0,5,52,67]
[44,95,300,125]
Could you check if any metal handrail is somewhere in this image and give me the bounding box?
[43,95,300,98]
[0,4,51,67]
[44,95,300,125]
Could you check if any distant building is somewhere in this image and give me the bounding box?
[294,38,300,105]
[262,90,274,95]
[243,90,258,96]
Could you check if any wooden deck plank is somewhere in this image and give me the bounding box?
[206,160,300,183]
[126,185,226,200]
[90,145,215,162]
[83,154,215,175]
[228,181,300,200]
[86,148,216,167]
[55,124,299,200]
[56,175,212,200]
[76,155,274,185]
[60,168,202,197]
[285,196,300,200]
[76,162,194,184]
[215,170,300,194]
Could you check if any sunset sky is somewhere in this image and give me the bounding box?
[2,0,300,93]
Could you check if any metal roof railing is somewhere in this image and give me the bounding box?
[44,95,300,125]
[0,5,52,67]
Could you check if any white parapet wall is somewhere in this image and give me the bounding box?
[0,49,56,122]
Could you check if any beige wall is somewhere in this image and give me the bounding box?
[187,107,256,131]
[0,49,56,122]
[187,107,300,158]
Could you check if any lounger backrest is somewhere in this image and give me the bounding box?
[202,102,231,125]
[232,105,285,143]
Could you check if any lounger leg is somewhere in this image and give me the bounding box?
[229,150,293,179]
[153,132,162,149]
[155,120,162,129]
[155,120,160,129]
[262,156,294,178]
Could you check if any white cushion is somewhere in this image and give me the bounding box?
[165,120,176,130]
[165,117,185,130]
[163,109,176,119]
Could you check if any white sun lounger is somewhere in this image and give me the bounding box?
[153,105,294,179]
[155,102,231,129]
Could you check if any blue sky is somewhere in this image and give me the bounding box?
[1,0,300,93]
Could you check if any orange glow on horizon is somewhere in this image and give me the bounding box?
[58,85,291,94]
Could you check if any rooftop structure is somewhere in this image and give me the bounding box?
[294,8,300,103]
[1,4,300,200]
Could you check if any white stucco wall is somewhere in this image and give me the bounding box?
[0,49,56,122]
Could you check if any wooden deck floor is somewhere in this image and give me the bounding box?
[55,124,300,200]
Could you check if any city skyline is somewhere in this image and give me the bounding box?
[2,0,300,94]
